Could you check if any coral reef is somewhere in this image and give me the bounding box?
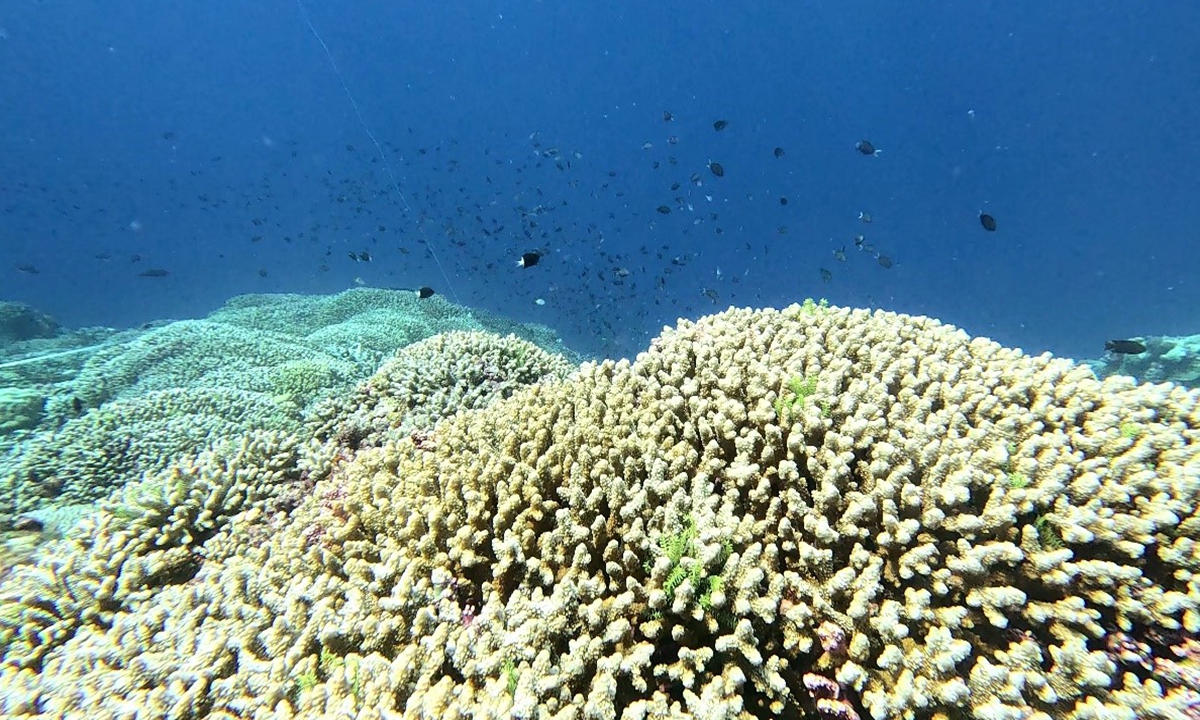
[0,288,569,531]
[306,330,578,448]
[0,387,44,434]
[0,387,303,522]
[0,304,1198,720]
[1090,333,1200,388]
[0,302,59,343]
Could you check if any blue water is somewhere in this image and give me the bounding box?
[2,0,1198,360]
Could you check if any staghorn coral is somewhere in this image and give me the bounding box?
[0,305,1198,720]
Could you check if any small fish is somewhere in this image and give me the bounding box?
[877,254,894,269]
[702,288,720,303]
[70,396,83,414]
[138,268,169,277]
[819,268,832,283]
[358,251,372,262]
[642,141,654,150]
[656,205,672,214]
[348,251,359,261]
[258,268,268,277]
[94,252,112,260]
[663,111,674,122]
[713,119,729,131]
[855,140,882,156]
[708,161,725,177]
[1105,339,1146,355]
[858,211,872,223]
[779,197,788,206]
[518,251,541,268]
[773,147,785,158]
[979,212,998,232]
[16,264,39,274]
[834,246,847,262]
[853,235,866,250]
[417,286,435,299]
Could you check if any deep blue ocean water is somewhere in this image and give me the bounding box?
[2,0,1198,361]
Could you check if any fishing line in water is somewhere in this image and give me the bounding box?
[294,0,460,303]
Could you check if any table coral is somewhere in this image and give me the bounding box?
[0,306,1198,720]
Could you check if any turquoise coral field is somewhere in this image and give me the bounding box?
[2,0,1200,717]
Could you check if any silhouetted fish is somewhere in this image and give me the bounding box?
[855,140,881,156]
[979,212,998,231]
[1105,339,1146,355]
[138,268,169,277]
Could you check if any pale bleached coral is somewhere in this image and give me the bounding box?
[0,306,1198,720]
[306,330,576,448]
[0,387,302,521]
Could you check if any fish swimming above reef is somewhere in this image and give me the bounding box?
[518,252,541,268]
[855,140,881,156]
[1105,339,1146,355]
[979,212,998,232]
[417,286,435,299]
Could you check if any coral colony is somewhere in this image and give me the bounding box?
[2,300,1199,719]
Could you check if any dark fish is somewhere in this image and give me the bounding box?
[258,268,268,277]
[138,268,169,277]
[819,268,832,283]
[161,131,176,140]
[417,286,435,299]
[663,111,673,122]
[94,252,112,260]
[518,252,541,268]
[858,211,872,223]
[979,212,998,232]
[16,264,39,274]
[656,205,672,214]
[348,251,359,261]
[1105,339,1146,355]
[877,254,894,269]
[71,396,83,414]
[713,120,729,131]
[779,197,788,206]
[358,251,372,262]
[773,147,785,158]
[709,161,725,177]
[834,246,846,262]
[856,140,881,156]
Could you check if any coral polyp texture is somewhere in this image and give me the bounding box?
[1,303,1198,720]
